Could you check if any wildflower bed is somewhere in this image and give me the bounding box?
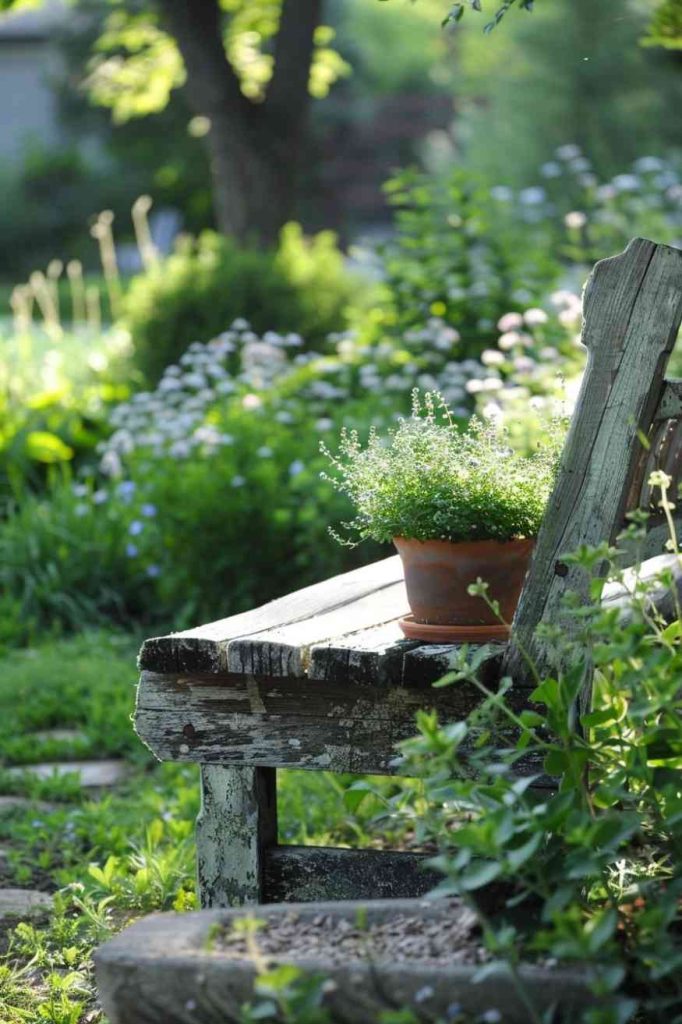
[1,297,585,647]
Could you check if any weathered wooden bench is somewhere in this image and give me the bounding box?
[136,238,682,909]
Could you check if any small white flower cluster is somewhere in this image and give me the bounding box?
[564,211,587,230]
[494,146,681,237]
[94,290,586,489]
[404,318,461,352]
[550,290,583,330]
[469,294,585,426]
[98,321,307,474]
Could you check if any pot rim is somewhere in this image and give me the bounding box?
[393,535,535,551]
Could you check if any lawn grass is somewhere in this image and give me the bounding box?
[0,630,416,1022]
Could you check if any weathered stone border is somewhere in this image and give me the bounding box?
[96,899,594,1023]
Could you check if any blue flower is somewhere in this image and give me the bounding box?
[146,565,161,578]
[141,503,157,518]
[540,161,561,178]
[129,520,144,536]
[117,480,136,502]
[126,543,139,558]
[519,186,546,205]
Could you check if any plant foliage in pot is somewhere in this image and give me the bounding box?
[322,391,561,643]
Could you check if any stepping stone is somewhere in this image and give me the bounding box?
[30,728,88,745]
[0,888,52,925]
[8,760,129,789]
[0,796,56,815]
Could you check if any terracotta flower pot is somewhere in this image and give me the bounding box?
[393,536,534,643]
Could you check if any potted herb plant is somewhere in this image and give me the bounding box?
[322,391,561,642]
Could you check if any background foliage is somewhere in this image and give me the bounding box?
[0,1,680,1020]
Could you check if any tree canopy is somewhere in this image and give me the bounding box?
[0,0,677,242]
[3,0,680,50]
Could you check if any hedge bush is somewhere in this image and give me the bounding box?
[123,224,360,383]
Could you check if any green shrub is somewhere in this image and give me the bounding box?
[371,153,682,371]
[372,166,561,363]
[397,496,682,1021]
[0,326,134,502]
[322,391,563,545]
[123,224,359,383]
[0,475,156,640]
[0,324,395,633]
[133,407,375,623]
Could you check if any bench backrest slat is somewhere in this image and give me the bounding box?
[505,238,682,684]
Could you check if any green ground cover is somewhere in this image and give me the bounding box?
[0,631,410,1023]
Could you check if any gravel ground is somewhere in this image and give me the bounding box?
[218,905,487,967]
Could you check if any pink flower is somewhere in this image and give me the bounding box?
[496,312,524,332]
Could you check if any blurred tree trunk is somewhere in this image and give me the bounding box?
[157,0,321,246]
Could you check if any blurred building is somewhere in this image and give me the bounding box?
[0,1,66,164]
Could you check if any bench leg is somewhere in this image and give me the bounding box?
[196,764,277,908]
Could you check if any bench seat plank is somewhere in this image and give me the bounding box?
[139,556,404,674]
[225,581,410,677]
[139,554,505,685]
[307,622,421,685]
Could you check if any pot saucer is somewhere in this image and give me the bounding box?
[398,615,510,644]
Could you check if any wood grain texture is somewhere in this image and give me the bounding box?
[134,561,678,776]
[505,239,682,683]
[225,582,410,677]
[139,555,508,690]
[134,664,537,776]
[306,621,421,685]
[139,556,403,674]
[196,765,276,908]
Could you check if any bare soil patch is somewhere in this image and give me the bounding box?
[218,903,487,967]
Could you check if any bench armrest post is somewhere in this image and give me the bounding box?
[505,238,682,697]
